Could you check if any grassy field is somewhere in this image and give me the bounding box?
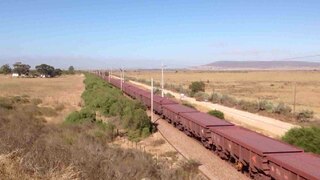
[125,70,320,119]
[0,74,201,179]
[0,74,85,123]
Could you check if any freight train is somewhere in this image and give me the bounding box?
[96,72,320,180]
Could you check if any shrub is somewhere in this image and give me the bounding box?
[220,94,237,107]
[182,101,196,109]
[208,110,225,119]
[237,100,258,113]
[282,127,320,154]
[65,108,96,124]
[189,81,205,96]
[70,73,152,141]
[257,100,274,112]
[273,102,292,115]
[193,92,209,101]
[296,110,314,122]
[209,92,221,103]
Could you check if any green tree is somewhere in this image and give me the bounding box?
[53,68,63,77]
[13,62,31,76]
[35,64,55,77]
[68,66,75,74]
[0,64,12,74]
[189,81,205,96]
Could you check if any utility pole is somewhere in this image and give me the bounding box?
[293,82,297,114]
[161,63,165,97]
[122,68,125,83]
[108,69,110,82]
[120,68,123,91]
[151,78,154,122]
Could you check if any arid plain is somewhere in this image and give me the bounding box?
[126,70,320,120]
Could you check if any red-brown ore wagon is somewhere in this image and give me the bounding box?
[139,92,177,114]
[267,153,320,180]
[179,112,234,148]
[209,126,303,179]
[162,104,198,126]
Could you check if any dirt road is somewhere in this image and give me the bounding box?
[130,80,298,137]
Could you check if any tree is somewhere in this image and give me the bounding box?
[0,64,12,74]
[68,66,75,74]
[53,68,63,77]
[13,62,31,76]
[189,81,205,96]
[35,64,55,77]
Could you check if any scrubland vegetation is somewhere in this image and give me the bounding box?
[72,73,153,141]
[127,70,320,123]
[282,126,320,154]
[0,73,201,179]
[129,76,316,124]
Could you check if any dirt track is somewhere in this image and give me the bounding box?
[130,80,299,138]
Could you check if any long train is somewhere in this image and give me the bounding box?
[95,72,320,180]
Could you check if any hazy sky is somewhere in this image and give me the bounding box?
[0,0,319,69]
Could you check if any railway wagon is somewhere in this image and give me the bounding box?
[110,78,121,88]
[140,92,178,114]
[123,84,140,98]
[267,153,320,180]
[179,112,234,148]
[162,104,198,126]
[209,126,303,179]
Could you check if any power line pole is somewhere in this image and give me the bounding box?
[293,82,297,114]
[108,69,110,82]
[161,63,165,97]
[151,78,154,122]
[120,68,123,91]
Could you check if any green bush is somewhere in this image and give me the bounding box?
[189,81,205,96]
[65,108,96,124]
[282,127,320,154]
[208,110,225,119]
[66,73,152,141]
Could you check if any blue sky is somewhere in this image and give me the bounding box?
[0,0,319,69]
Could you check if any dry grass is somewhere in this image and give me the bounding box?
[0,74,85,123]
[126,70,320,119]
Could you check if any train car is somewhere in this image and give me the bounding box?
[139,92,178,114]
[267,153,320,180]
[162,104,198,126]
[210,126,303,179]
[179,112,234,148]
[155,98,177,115]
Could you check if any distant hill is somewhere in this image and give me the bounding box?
[194,61,320,70]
